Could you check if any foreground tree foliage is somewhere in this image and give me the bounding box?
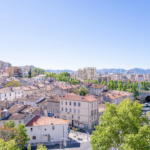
[0,121,30,150]
[90,99,150,150]
[5,81,21,87]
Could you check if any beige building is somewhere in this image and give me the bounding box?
[76,67,97,81]
[24,65,34,72]
[5,66,22,77]
[60,93,99,130]
[110,73,123,81]
[38,95,60,118]
[98,90,134,105]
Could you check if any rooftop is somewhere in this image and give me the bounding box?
[61,93,98,102]
[26,116,69,126]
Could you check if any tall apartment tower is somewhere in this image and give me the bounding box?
[76,67,97,81]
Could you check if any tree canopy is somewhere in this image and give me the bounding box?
[32,68,45,76]
[93,79,98,84]
[56,72,70,82]
[91,99,150,150]
[0,121,30,150]
[5,81,21,87]
[45,72,57,79]
[78,85,88,96]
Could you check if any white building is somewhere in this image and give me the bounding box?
[135,75,144,82]
[76,67,97,81]
[0,87,24,101]
[26,116,69,144]
[37,75,46,81]
[60,93,99,130]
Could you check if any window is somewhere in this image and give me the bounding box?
[92,103,93,108]
[61,101,63,105]
[10,93,11,96]
[72,115,74,118]
[57,109,59,113]
[94,103,96,108]
[53,103,55,106]
[52,126,55,130]
[61,107,63,111]
[65,101,67,105]
[69,108,72,112]
[44,105,47,109]
[65,108,67,112]
[31,128,33,131]
[74,109,76,113]
[78,102,80,107]
[52,108,54,112]
[45,129,46,131]
[91,110,93,116]
[74,102,76,106]
[19,120,22,124]
[57,103,59,107]
[69,102,71,105]
[32,136,36,140]
[5,94,6,97]
[78,116,80,119]
[48,108,50,112]
[78,109,80,114]
[49,102,51,106]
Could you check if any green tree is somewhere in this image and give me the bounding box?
[101,81,104,85]
[127,80,131,89]
[90,99,150,150]
[28,69,32,78]
[56,72,70,82]
[5,81,21,87]
[78,85,88,96]
[4,121,15,128]
[120,125,150,150]
[1,122,30,150]
[0,139,20,150]
[94,79,98,84]
[15,124,30,150]
[36,144,47,150]
[103,81,106,85]
[123,83,127,91]
[32,68,45,76]
[134,89,139,99]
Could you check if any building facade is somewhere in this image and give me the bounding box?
[60,93,99,130]
[6,67,22,78]
[76,67,97,81]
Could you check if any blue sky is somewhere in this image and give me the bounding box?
[0,0,150,70]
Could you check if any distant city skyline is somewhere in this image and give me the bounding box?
[1,0,150,70]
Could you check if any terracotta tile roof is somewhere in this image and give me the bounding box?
[20,106,41,114]
[89,84,103,89]
[46,95,61,102]
[46,85,54,91]
[7,113,26,120]
[29,85,38,90]
[16,95,44,102]
[61,93,98,102]
[82,82,93,86]
[22,86,31,91]
[8,104,26,114]
[38,84,45,88]
[13,87,22,91]
[26,116,69,126]
[104,91,133,100]
[0,87,12,93]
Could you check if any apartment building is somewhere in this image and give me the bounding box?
[111,73,123,80]
[88,84,108,95]
[135,75,144,82]
[98,90,134,105]
[5,67,22,77]
[0,60,11,70]
[76,67,97,81]
[0,87,24,101]
[24,65,35,72]
[38,95,60,118]
[60,93,99,130]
